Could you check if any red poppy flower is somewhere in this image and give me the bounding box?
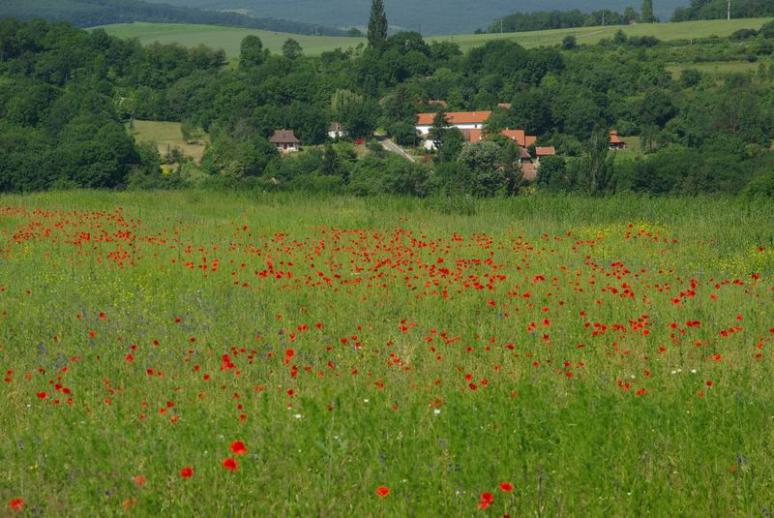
[222,457,238,471]
[132,475,146,486]
[375,485,390,497]
[230,440,247,455]
[8,498,24,512]
[499,482,514,492]
[478,492,494,509]
[180,467,194,478]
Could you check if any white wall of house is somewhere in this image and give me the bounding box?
[422,139,436,151]
[417,123,484,135]
[328,130,346,139]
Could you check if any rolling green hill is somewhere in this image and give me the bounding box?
[97,18,774,57]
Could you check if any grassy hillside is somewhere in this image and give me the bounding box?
[97,22,363,56]
[98,18,773,57]
[130,120,207,163]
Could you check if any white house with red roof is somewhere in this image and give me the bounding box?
[416,111,492,136]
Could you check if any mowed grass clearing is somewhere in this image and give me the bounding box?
[666,59,772,78]
[129,120,208,163]
[0,191,772,515]
[96,18,773,57]
[95,22,363,56]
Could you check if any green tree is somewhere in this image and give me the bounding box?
[367,0,388,49]
[282,39,303,60]
[239,35,266,68]
[642,0,655,22]
[561,35,577,50]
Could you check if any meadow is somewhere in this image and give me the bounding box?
[0,191,772,516]
[96,18,773,57]
[129,120,207,164]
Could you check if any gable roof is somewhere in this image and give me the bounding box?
[500,129,526,146]
[416,111,492,126]
[269,130,300,144]
[609,130,624,145]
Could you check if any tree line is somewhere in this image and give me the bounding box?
[0,0,346,36]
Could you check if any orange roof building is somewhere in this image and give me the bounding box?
[416,111,492,131]
[609,130,626,149]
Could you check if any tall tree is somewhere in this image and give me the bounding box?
[641,0,655,22]
[367,0,388,49]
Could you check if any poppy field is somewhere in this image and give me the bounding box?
[0,191,772,516]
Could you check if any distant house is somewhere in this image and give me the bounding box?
[497,102,512,110]
[270,130,300,153]
[501,129,537,148]
[416,111,492,136]
[609,130,626,150]
[535,146,557,162]
[328,122,346,140]
[427,99,448,108]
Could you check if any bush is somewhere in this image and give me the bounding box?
[730,28,758,40]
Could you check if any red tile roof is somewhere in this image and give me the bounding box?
[416,111,492,126]
[536,146,556,156]
[609,130,624,145]
[269,129,300,144]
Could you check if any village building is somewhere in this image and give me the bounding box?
[609,130,627,150]
[328,122,346,140]
[535,146,557,162]
[270,129,300,153]
[416,111,492,136]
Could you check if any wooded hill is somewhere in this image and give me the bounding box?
[0,0,346,36]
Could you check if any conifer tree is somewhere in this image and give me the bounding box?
[367,0,388,49]
[641,0,655,22]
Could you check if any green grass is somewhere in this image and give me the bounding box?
[439,18,774,52]
[96,18,773,57]
[129,120,208,163]
[95,22,364,57]
[666,59,772,78]
[0,191,772,515]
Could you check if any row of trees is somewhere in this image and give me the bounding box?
[0,15,771,196]
[0,0,346,35]
[673,0,774,21]
[485,1,659,34]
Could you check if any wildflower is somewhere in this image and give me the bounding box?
[375,485,390,497]
[132,475,146,486]
[499,482,514,492]
[222,457,238,471]
[478,492,494,509]
[230,440,247,455]
[8,498,24,512]
[180,467,194,478]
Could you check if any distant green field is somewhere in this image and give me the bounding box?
[130,119,208,163]
[96,22,362,56]
[666,59,771,78]
[96,18,773,57]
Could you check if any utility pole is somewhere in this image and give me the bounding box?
[727,0,731,20]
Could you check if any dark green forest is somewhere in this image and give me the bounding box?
[485,8,641,33]
[0,18,772,197]
[0,0,345,36]
[673,0,774,21]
